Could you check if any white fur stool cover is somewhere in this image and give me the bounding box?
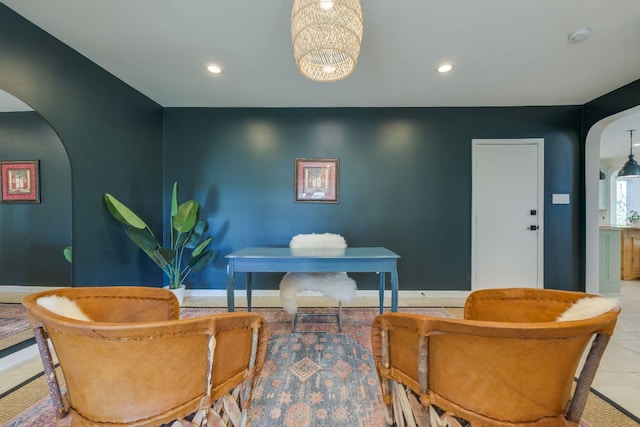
[279,233,357,316]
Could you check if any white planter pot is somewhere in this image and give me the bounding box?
[164,285,185,305]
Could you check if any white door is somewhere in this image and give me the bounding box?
[471,139,544,290]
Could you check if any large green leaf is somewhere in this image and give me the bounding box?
[175,231,189,249]
[188,250,214,272]
[104,194,148,229]
[157,247,176,265]
[171,182,178,217]
[173,200,198,233]
[125,227,160,252]
[185,218,207,249]
[192,236,212,257]
[63,246,72,263]
[124,228,164,268]
[143,247,165,269]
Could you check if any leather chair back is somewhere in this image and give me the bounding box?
[371,288,620,427]
[23,286,267,427]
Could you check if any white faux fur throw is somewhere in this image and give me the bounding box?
[556,296,619,321]
[290,233,347,249]
[280,272,357,315]
[280,233,356,315]
[37,295,92,321]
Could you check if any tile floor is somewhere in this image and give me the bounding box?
[1,283,639,419]
[595,281,640,418]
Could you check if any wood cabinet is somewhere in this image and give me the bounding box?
[621,227,640,280]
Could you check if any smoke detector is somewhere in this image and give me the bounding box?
[568,27,591,43]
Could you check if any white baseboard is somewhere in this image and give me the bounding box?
[1,286,470,300]
[0,285,65,293]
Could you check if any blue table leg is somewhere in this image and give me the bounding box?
[226,264,235,312]
[391,267,399,312]
[378,272,385,314]
[246,272,253,312]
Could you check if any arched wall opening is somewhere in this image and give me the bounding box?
[0,87,72,286]
[585,105,640,294]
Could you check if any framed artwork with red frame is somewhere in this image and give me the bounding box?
[295,158,339,203]
[0,160,40,203]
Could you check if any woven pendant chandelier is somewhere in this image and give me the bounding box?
[291,0,363,82]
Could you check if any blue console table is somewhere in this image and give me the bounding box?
[225,247,400,313]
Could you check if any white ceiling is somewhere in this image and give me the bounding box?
[3,0,640,109]
[2,0,640,157]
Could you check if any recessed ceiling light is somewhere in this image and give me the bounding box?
[568,27,591,43]
[207,64,223,74]
[436,63,453,73]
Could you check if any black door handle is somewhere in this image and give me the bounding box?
[528,225,539,230]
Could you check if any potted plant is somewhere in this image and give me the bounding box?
[104,182,214,304]
[628,210,640,225]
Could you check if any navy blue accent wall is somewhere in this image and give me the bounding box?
[0,5,164,286]
[164,107,582,291]
[583,79,640,131]
[3,3,639,292]
[0,112,71,285]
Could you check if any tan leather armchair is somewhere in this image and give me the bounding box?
[371,288,620,427]
[23,286,268,427]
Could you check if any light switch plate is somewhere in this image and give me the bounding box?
[552,193,570,204]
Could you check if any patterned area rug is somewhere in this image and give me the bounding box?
[182,306,454,349]
[248,332,386,427]
[2,396,54,427]
[0,303,30,340]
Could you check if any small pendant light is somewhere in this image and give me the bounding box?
[617,129,640,179]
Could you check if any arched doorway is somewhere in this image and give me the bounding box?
[0,89,72,286]
[585,105,640,294]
